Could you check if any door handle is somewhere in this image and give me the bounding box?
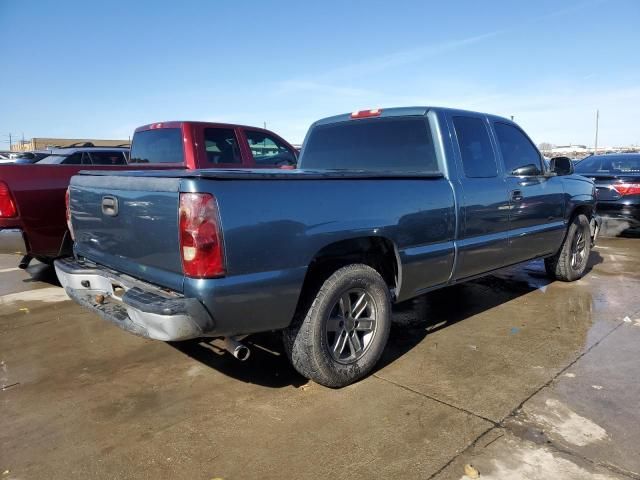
[511,190,523,202]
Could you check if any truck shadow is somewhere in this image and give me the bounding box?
[22,263,62,286]
[169,254,603,389]
[170,333,308,388]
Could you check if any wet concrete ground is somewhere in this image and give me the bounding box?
[1,237,639,479]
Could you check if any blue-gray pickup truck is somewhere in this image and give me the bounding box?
[55,107,599,387]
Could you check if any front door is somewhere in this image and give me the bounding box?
[492,122,565,263]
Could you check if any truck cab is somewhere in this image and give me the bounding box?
[299,107,596,283]
[131,121,297,169]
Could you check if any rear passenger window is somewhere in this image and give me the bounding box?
[453,116,497,178]
[494,123,542,175]
[62,152,83,165]
[89,151,126,165]
[204,128,241,164]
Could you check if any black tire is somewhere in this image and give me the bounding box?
[544,214,591,282]
[283,264,391,388]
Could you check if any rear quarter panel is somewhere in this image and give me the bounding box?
[181,177,456,335]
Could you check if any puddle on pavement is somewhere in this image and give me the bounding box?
[508,398,609,448]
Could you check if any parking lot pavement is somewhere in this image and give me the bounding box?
[1,237,639,479]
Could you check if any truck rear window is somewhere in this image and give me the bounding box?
[301,117,439,172]
[130,128,184,164]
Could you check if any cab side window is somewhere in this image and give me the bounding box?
[204,128,241,164]
[62,152,83,165]
[453,116,498,178]
[245,131,296,166]
[494,123,542,175]
[89,151,127,165]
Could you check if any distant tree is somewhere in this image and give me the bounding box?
[538,142,554,152]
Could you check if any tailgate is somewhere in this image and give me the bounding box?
[69,174,184,292]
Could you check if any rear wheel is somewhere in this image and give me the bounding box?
[283,264,391,388]
[545,214,591,281]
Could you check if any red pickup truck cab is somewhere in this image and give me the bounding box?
[0,121,297,267]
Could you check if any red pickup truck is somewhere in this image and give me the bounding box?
[0,121,297,267]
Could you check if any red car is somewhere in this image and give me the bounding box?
[0,121,297,267]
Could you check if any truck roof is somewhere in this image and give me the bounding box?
[134,121,280,134]
[311,106,514,127]
[45,147,130,155]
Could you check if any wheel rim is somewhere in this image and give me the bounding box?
[570,227,588,270]
[325,288,378,364]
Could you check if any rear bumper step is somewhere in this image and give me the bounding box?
[54,257,214,341]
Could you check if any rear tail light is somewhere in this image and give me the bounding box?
[612,183,640,196]
[179,193,225,278]
[0,181,17,218]
[350,108,382,119]
[65,187,74,240]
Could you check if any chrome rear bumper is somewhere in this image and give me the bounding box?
[54,257,214,341]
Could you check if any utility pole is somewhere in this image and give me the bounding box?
[594,109,599,155]
[8,133,12,151]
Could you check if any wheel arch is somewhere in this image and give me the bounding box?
[568,204,593,223]
[297,236,401,308]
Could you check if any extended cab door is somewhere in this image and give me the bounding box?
[448,114,512,280]
[240,128,298,167]
[191,125,245,167]
[491,122,565,262]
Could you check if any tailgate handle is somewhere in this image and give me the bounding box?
[101,196,119,216]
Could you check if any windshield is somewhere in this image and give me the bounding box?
[37,154,68,164]
[301,117,440,173]
[575,155,640,174]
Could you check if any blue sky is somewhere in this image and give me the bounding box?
[1,0,639,147]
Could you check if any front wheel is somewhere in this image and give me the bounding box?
[545,214,591,281]
[283,264,391,388]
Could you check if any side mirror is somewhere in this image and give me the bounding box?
[511,163,541,177]
[550,156,574,176]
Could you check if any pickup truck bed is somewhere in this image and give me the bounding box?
[62,169,454,334]
[57,106,599,387]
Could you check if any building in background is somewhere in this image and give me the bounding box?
[539,143,640,159]
[549,144,591,157]
[11,137,129,151]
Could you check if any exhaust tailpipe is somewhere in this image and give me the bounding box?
[222,337,251,361]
